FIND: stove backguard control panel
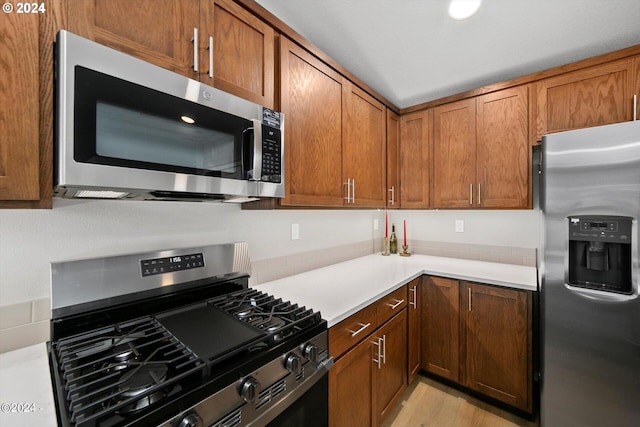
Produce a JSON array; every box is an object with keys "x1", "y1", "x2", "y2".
[{"x1": 140, "y1": 252, "x2": 205, "y2": 277}]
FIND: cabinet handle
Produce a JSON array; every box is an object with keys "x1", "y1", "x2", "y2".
[
  {"x1": 344, "y1": 179, "x2": 351, "y2": 203},
  {"x1": 372, "y1": 337, "x2": 383, "y2": 369},
  {"x1": 469, "y1": 183, "x2": 473, "y2": 205},
  {"x1": 208, "y1": 36, "x2": 214, "y2": 79},
  {"x1": 409, "y1": 286, "x2": 417, "y2": 308},
  {"x1": 386, "y1": 298, "x2": 405, "y2": 310},
  {"x1": 352, "y1": 179, "x2": 356, "y2": 203},
  {"x1": 478, "y1": 183, "x2": 481, "y2": 205},
  {"x1": 382, "y1": 334, "x2": 387, "y2": 365},
  {"x1": 468, "y1": 287, "x2": 472, "y2": 312},
  {"x1": 388, "y1": 186, "x2": 395, "y2": 205},
  {"x1": 192, "y1": 28, "x2": 199, "y2": 72},
  {"x1": 634, "y1": 94, "x2": 637, "y2": 121},
  {"x1": 348, "y1": 322, "x2": 371, "y2": 337}
]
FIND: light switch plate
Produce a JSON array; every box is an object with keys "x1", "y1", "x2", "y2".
[
  {"x1": 291, "y1": 223, "x2": 300, "y2": 240},
  {"x1": 455, "y1": 220, "x2": 464, "y2": 233},
  {"x1": 373, "y1": 219, "x2": 379, "y2": 230}
]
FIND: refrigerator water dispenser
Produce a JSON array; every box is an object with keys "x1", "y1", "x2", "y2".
[{"x1": 567, "y1": 215, "x2": 632, "y2": 294}]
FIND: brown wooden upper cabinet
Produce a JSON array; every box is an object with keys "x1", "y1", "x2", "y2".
[
  {"x1": 279, "y1": 36, "x2": 345, "y2": 207},
  {"x1": 535, "y1": 59, "x2": 637, "y2": 141},
  {"x1": 67, "y1": 0, "x2": 275, "y2": 107},
  {"x1": 432, "y1": 86, "x2": 531, "y2": 209},
  {"x1": 280, "y1": 36, "x2": 386, "y2": 208},
  {"x1": 399, "y1": 110, "x2": 432, "y2": 208},
  {"x1": 343, "y1": 82, "x2": 387, "y2": 207},
  {"x1": 386, "y1": 110, "x2": 400, "y2": 209},
  {"x1": 0, "y1": 11, "x2": 41, "y2": 204}
]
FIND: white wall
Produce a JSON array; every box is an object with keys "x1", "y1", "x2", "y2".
[{"x1": 0, "y1": 198, "x2": 540, "y2": 307}]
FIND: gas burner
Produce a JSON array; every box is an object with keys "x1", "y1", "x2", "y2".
[
  {"x1": 110, "y1": 364, "x2": 169, "y2": 414},
  {"x1": 263, "y1": 317, "x2": 286, "y2": 332},
  {"x1": 234, "y1": 303, "x2": 257, "y2": 319}
]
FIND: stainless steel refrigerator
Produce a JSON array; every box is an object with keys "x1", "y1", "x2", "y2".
[{"x1": 541, "y1": 120, "x2": 640, "y2": 427}]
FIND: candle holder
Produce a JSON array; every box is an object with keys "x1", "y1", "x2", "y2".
[
  {"x1": 399, "y1": 244, "x2": 412, "y2": 257},
  {"x1": 382, "y1": 237, "x2": 390, "y2": 256}
]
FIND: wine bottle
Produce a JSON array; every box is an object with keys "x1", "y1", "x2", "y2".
[{"x1": 390, "y1": 223, "x2": 398, "y2": 254}]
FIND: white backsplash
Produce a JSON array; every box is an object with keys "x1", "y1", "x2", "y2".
[{"x1": 0, "y1": 198, "x2": 540, "y2": 352}]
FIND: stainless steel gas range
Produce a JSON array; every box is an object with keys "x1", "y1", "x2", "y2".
[{"x1": 47, "y1": 243, "x2": 332, "y2": 427}]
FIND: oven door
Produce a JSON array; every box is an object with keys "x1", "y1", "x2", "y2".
[{"x1": 266, "y1": 373, "x2": 328, "y2": 427}]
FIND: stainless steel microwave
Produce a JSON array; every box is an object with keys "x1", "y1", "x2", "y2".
[{"x1": 54, "y1": 30, "x2": 284, "y2": 202}]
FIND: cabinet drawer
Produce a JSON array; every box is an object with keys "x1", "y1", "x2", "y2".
[
  {"x1": 376, "y1": 286, "x2": 407, "y2": 325},
  {"x1": 329, "y1": 302, "x2": 378, "y2": 359}
]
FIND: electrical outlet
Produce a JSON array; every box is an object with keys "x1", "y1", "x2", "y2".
[
  {"x1": 373, "y1": 219, "x2": 379, "y2": 230},
  {"x1": 291, "y1": 223, "x2": 300, "y2": 240},
  {"x1": 455, "y1": 220, "x2": 464, "y2": 233}
]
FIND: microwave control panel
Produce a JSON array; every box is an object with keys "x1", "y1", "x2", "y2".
[{"x1": 261, "y1": 125, "x2": 282, "y2": 183}]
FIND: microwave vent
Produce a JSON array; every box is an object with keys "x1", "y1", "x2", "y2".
[{"x1": 73, "y1": 190, "x2": 130, "y2": 199}]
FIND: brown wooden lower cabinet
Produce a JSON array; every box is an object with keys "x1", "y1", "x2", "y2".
[
  {"x1": 461, "y1": 281, "x2": 533, "y2": 413},
  {"x1": 421, "y1": 276, "x2": 460, "y2": 382},
  {"x1": 420, "y1": 276, "x2": 533, "y2": 413},
  {"x1": 329, "y1": 310, "x2": 407, "y2": 427},
  {"x1": 407, "y1": 278, "x2": 421, "y2": 383}
]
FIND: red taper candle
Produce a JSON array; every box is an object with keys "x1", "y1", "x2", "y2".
[{"x1": 403, "y1": 219, "x2": 407, "y2": 246}]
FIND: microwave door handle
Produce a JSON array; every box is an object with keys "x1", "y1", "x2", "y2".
[{"x1": 251, "y1": 119, "x2": 262, "y2": 181}]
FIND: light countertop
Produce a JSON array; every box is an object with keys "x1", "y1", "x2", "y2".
[
  {"x1": 256, "y1": 254, "x2": 538, "y2": 327},
  {"x1": 0, "y1": 253, "x2": 536, "y2": 425}
]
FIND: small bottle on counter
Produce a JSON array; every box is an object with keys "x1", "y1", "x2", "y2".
[{"x1": 389, "y1": 223, "x2": 398, "y2": 254}]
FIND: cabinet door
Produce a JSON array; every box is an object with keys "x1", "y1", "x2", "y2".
[
  {"x1": 399, "y1": 110, "x2": 431, "y2": 208},
  {"x1": 374, "y1": 311, "x2": 407, "y2": 427},
  {"x1": 536, "y1": 59, "x2": 633, "y2": 141},
  {"x1": 329, "y1": 337, "x2": 373, "y2": 427},
  {"x1": 421, "y1": 277, "x2": 460, "y2": 382},
  {"x1": 461, "y1": 282, "x2": 532, "y2": 412},
  {"x1": 386, "y1": 110, "x2": 400, "y2": 209},
  {"x1": 343, "y1": 82, "x2": 386, "y2": 207},
  {"x1": 432, "y1": 99, "x2": 476, "y2": 208},
  {"x1": 67, "y1": 0, "x2": 199, "y2": 76},
  {"x1": 0, "y1": 10, "x2": 40, "y2": 201},
  {"x1": 201, "y1": 0, "x2": 274, "y2": 107},
  {"x1": 407, "y1": 278, "x2": 421, "y2": 383},
  {"x1": 476, "y1": 86, "x2": 531, "y2": 208},
  {"x1": 280, "y1": 37, "x2": 345, "y2": 207}
]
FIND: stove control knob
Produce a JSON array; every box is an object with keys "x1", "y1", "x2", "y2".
[
  {"x1": 240, "y1": 377, "x2": 260, "y2": 403},
  {"x1": 285, "y1": 353, "x2": 302, "y2": 375},
  {"x1": 303, "y1": 343, "x2": 319, "y2": 363},
  {"x1": 177, "y1": 413, "x2": 202, "y2": 427}
]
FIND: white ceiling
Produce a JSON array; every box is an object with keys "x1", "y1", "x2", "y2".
[{"x1": 255, "y1": 0, "x2": 640, "y2": 109}]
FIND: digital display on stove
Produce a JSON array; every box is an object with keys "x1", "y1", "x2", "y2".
[{"x1": 140, "y1": 252, "x2": 204, "y2": 277}]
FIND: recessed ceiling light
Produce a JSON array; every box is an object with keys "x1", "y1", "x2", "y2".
[
  {"x1": 448, "y1": 0, "x2": 482, "y2": 20},
  {"x1": 181, "y1": 115, "x2": 195, "y2": 124}
]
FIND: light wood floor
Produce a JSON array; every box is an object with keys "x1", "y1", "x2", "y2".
[{"x1": 381, "y1": 376, "x2": 539, "y2": 427}]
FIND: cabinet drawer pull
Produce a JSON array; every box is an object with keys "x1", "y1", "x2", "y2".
[
  {"x1": 634, "y1": 94, "x2": 637, "y2": 121},
  {"x1": 348, "y1": 322, "x2": 371, "y2": 337},
  {"x1": 409, "y1": 286, "x2": 417, "y2": 308},
  {"x1": 468, "y1": 287, "x2": 472, "y2": 312},
  {"x1": 388, "y1": 186, "x2": 395, "y2": 205},
  {"x1": 192, "y1": 28, "x2": 199, "y2": 72},
  {"x1": 478, "y1": 183, "x2": 481, "y2": 205},
  {"x1": 386, "y1": 299, "x2": 405, "y2": 310},
  {"x1": 469, "y1": 183, "x2": 473, "y2": 205}
]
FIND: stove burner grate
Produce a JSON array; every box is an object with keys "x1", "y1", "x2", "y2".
[
  {"x1": 52, "y1": 316, "x2": 205, "y2": 426},
  {"x1": 209, "y1": 288, "x2": 322, "y2": 342}
]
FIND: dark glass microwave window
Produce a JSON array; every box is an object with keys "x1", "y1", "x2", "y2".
[{"x1": 73, "y1": 66, "x2": 254, "y2": 179}]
